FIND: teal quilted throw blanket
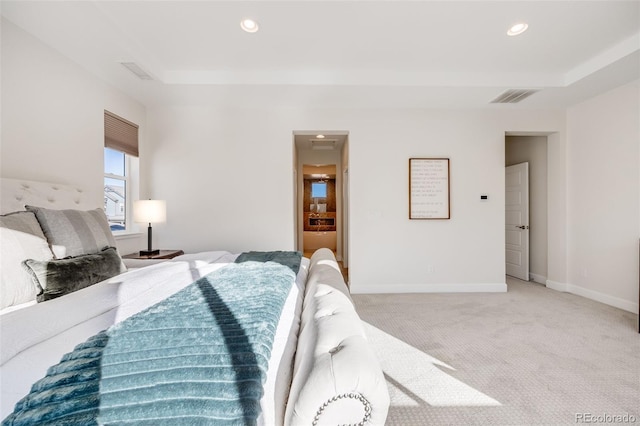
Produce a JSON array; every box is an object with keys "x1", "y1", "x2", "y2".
[{"x1": 3, "y1": 251, "x2": 301, "y2": 426}]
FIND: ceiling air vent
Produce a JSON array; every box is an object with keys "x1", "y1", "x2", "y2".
[
  {"x1": 490, "y1": 89, "x2": 539, "y2": 104},
  {"x1": 119, "y1": 62, "x2": 154, "y2": 80},
  {"x1": 311, "y1": 139, "x2": 336, "y2": 150}
]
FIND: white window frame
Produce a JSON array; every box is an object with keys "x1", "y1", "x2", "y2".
[{"x1": 104, "y1": 148, "x2": 139, "y2": 236}]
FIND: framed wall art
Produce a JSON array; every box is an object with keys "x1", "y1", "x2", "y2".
[{"x1": 409, "y1": 158, "x2": 450, "y2": 219}]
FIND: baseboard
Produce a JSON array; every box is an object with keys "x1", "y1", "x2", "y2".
[
  {"x1": 545, "y1": 279, "x2": 568, "y2": 292},
  {"x1": 529, "y1": 273, "x2": 547, "y2": 285},
  {"x1": 546, "y1": 280, "x2": 639, "y2": 314},
  {"x1": 350, "y1": 282, "x2": 507, "y2": 294}
]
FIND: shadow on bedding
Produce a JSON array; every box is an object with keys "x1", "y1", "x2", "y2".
[
  {"x1": 196, "y1": 278, "x2": 263, "y2": 424},
  {"x1": 2, "y1": 332, "x2": 110, "y2": 425},
  {"x1": 4, "y1": 263, "x2": 274, "y2": 425}
]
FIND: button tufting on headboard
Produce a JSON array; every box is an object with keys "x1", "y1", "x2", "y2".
[{"x1": 1, "y1": 178, "x2": 97, "y2": 214}]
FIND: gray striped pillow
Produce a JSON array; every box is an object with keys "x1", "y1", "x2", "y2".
[{"x1": 26, "y1": 206, "x2": 118, "y2": 259}]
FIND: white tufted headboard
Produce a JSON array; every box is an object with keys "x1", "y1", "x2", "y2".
[{"x1": 0, "y1": 178, "x2": 97, "y2": 215}]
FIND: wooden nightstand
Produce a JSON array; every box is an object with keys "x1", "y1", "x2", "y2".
[{"x1": 122, "y1": 249, "x2": 184, "y2": 260}]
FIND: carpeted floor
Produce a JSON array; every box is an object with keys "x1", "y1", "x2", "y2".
[{"x1": 352, "y1": 277, "x2": 640, "y2": 426}]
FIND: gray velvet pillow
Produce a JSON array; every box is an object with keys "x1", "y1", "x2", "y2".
[{"x1": 22, "y1": 247, "x2": 126, "y2": 302}]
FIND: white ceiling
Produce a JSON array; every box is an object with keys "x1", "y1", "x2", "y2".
[
  {"x1": 294, "y1": 132, "x2": 347, "y2": 152},
  {"x1": 2, "y1": 1, "x2": 638, "y2": 109}
]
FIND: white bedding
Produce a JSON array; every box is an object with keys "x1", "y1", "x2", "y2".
[{"x1": 0, "y1": 251, "x2": 309, "y2": 425}]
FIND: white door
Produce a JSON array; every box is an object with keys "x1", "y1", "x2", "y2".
[{"x1": 505, "y1": 162, "x2": 529, "y2": 281}]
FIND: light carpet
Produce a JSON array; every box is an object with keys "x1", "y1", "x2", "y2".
[{"x1": 352, "y1": 277, "x2": 640, "y2": 425}]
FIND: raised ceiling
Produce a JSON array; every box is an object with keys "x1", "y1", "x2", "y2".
[{"x1": 2, "y1": 1, "x2": 638, "y2": 109}]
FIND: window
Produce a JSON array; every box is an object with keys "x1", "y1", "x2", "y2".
[
  {"x1": 104, "y1": 148, "x2": 128, "y2": 231},
  {"x1": 104, "y1": 111, "x2": 139, "y2": 233},
  {"x1": 311, "y1": 181, "x2": 327, "y2": 198}
]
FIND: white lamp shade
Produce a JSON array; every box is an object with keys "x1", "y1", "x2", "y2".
[{"x1": 134, "y1": 200, "x2": 166, "y2": 223}]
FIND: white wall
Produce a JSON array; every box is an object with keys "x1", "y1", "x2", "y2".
[
  {"x1": 0, "y1": 20, "x2": 146, "y2": 255},
  {"x1": 147, "y1": 106, "x2": 566, "y2": 293},
  {"x1": 563, "y1": 81, "x2": 640, "y2": 313},
  {"x1": 12, "y1": 16, "x2": 637, "y2": 309},
  {"x1": 506, "y1": 136, "x2": 548, "y2": 283}
]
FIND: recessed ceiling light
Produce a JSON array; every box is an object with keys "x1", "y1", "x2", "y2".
[
  {"x1": 241, "y1": 18, "x2": 259, "y2": 33},
  {"x1": 316, "y1": 134, "x2": 325, "y2": 139},
  {"x1": 507, "y1": 22, "x2": 528, "y2": 36}
]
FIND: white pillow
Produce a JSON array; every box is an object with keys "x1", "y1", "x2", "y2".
[{"x1": 0, "y1": 211, "x2": 54, "y2": 309}]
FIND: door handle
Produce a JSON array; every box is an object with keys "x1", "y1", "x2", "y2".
[{"x1": 516, "y1": 225, "x2": 529, "y2": 230}]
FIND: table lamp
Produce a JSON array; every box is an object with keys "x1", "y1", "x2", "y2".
[{"x1": 133, "y1": 199, "x2": 166, "y2": 256}]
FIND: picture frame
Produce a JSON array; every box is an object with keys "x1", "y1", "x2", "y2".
[{"x1": 409, "y1": 158, "x2": 450, "y2": 219}]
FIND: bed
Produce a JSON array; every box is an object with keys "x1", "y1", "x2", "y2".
[{"x1": 0, "y1": 178, "x2": 389, "y2": 425}]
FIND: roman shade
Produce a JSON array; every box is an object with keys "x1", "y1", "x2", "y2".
[{"x1": 104, "y1": 110, "x2": 139, "y2": 157}]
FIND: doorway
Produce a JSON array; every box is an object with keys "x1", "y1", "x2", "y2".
[
  {"x1": 302, "y1": 164, "x2": 337, "y2": 254},
  {"x1": 505, "y1": 134, "x2": 549, "y2": 284},
  {"x1": 293, "y1": 131, "x2": 349, "y2": 279}
]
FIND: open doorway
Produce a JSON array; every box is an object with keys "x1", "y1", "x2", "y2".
[
  {"x1": 505, "y1": 134, "x2": 548, "y2": 284},
  {"x1": 302, "y1": 164, "x2": 337, "y2": 253},
  {"x1": 293, "y1": 131, "x2": 349, "y2": 282}
]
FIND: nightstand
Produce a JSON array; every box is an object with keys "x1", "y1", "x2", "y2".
[{"x1": 122, "y1": 249, "x2": 185, "y2": 260}]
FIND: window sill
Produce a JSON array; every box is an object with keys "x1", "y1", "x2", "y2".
[{"x1": 113, "y1": 232, "x2": 144, "y2": 241}]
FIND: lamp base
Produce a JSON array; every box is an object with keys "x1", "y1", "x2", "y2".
[{"x1": 139, "y1": 249, "x2": 160, "y2": 256}]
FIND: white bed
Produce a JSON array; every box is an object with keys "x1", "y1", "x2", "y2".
[
  {"x1": 0, "y1": 178, "x2": 389, "y2": 425},
  {"x1": 1, "y1": 251, "x2": 308, "y2": 425}
]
